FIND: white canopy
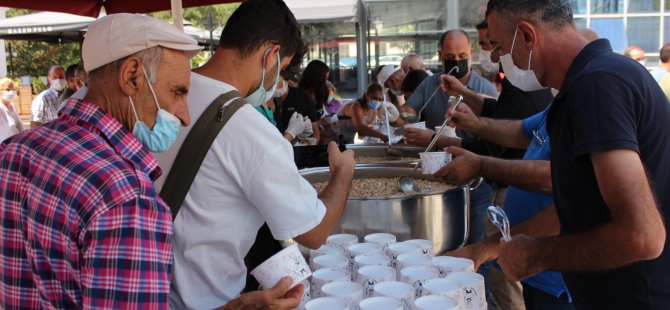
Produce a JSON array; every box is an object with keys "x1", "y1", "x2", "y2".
[
  {"x1": 0, "y1": 11, "x2": 94, "y2": 42},
  {"x1": 285, "y1": 0, "x2": 359, "y2": 24}
]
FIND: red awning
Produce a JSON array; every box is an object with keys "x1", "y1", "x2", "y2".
[{"x1": 0, "y1": 1, "x2": 237, "y2": 18}]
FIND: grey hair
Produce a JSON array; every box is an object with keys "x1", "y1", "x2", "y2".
[
  {"x1": 87, "y1": 46, "x2": 163, "y2": 84},
  {"x1": 486, "y1": 0, "x2": 574, "y2": 33}
]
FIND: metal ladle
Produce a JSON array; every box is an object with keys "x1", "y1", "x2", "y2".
[
  {"x1": 381, "y1": 93, "x2": 404, "y2": 157},
  {"x1": 398, "y1": 95, "x2": 464, "y2": 193},
  {"x1": 487, "y1": 205, "x2": 512, "y2": 242}
]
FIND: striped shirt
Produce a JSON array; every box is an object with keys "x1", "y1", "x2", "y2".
[
  {"x1": 30, "y1": 87, "x2": 60, "y2": 123},
  {"x1": 0, "y1": 98, "x2": 173, "y2": 309}
]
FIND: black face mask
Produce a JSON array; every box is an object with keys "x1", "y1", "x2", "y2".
[{"x1": 443, "y1": 59, "x2": 469, "y2": 79}]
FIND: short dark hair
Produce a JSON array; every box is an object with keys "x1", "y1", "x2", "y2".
[
  {"x1": 660, "y1": 44, "x2": 670, "y2": 63},
  {"x1": 401, "y1": 69, "x2": 429, "y2": 93},
  {"x1": 438, "y1": 29, "x2": 470, "y2": 49},
  {"x1": 299, "y1": 60, "x2": 330, "y2": 105},
  {"x1": 219, "y1": 0, "x2": 304, "y2": 61},
  {"x1": 486, "y1": 0, "x2": 574, "y2": 31},
  {"x1": 65, "y1": 64, "x2": 77, "y2": 79},
  {"x1": 476, "y1": 19, "x2": 488, "y2": 30}
]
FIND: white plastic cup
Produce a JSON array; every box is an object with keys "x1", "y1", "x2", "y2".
[
  {"x1": 295, "y1": 280, "x2": 312, "y2": 310},
  {"x1": 420, "y1": 278, "x2": 462, "y2": 302},
  {"x1": 312, "y1": 254, "x2": 350, "y2": 275},
  {"x1": 431, "y1": 256, "x2": 451, "y2": 277},
  {"x1": 311, "y1": 269, "x2": 351, "y2": 298},
  {"x1": 353, "y1": 253, "x2": 391, "y2": 275},
  {"x1": 406, "y1": 239, "x2": 435, "y2": 257},
  {"x1": 399, "y1": 266, "x2": 440, "y2": 297},
  {"x1": 386, "y1": 242, "x2": 422, "y2": 271},
  {"x1": 304, "y1": 297, "x2": 349, "y2": 310},
  {"x1": 311, "y1": 244, "x2": 344, "y2": 266},
  {"x1": 396, "y1": 252, "x2": 433, "y2": 275},
  {"x1": 327, "y1": 234, "x2": 359, "y2": 253},
  {"x1": 250, "y1": 244, "x2": 312, "y2": 290},
  {"x1": 373, "y1": 281, "x2": 416, "y2": 310},
  {"x1": 404, "y1": 121, "x2": 426, "y2": 130},
  {"x1": 356, "y1": 265, "x2": 397, "y2": 298},
  {"x1": 359, "y1": 297, "x2": 403, "y2": 310},
  {"x1": 322, "y1": 281, "x2": 363, "y2": 310},
  {"x1": 347, "y1": 243, "x2": 383, "y2": 270},
  {"x1": 435, "y1": 257, "x2": 475, "y2": 278},
  {"x1": 364, "y1": 233, "x2": 397, "y2": 250},
  {"x1": 414, "y1": 295, "x2": 459, "y2": 310},
  {"x1": 445, "y1": 271, "x2": 486, "y2": 310},
  {"x1": 419, "y1": 152, "x2": 451, "y2": 175},
  {"x1": 434, "y1": 125, "x2": 458, "y2": 138}
]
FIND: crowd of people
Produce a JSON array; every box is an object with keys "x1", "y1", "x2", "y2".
[{"x1": 1, "y1": 0, "x2": 670, "y2": 309}]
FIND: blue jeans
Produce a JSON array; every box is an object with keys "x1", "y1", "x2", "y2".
[
  {"x1": 522, "y1": 283, "x2": 575, "y2": 310},
  {"x1": 468, "y1": 181, "x2": 493, "y2": 296}
]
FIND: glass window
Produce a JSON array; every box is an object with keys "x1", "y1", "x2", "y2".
[
  {"x1": 574, "y1": 18, "x2": 587, "y2": 29},
  {"x1": 667, "y1": 0, "x2": 670, "y2": 12},
  {"x1": 628, "y1": 0, "x2": 660, "y2": 13},
  {"x1": 458, "y1": 0, "x2": 488, "y2": 28},
  {"x1": 664, "y1": 17, "x2": 670, "y2": 44},
  {"x1": 590, "y1": 0, "x2": 624, "y2": 14},
  {"x1": 591, "y1": 18, "x2": 628, "y2": 51},
  {"x1": 570, "y1": 0, "x2": 588, "y2": 14},
  {"x1": 628, "y1": 17, "x2": 660, "y2": 53}
]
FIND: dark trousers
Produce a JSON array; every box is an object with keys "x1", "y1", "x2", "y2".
[{"x1": 522, "y1": 283, "x2": 575, "y2": 310}]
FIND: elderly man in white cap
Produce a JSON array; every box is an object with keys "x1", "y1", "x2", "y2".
[
  {"x1": 377, "y1": 64, "x2": 407, "y2": 106},
  {"x1": 0, "y1": 13, "x2": 302, "y2": 310}
]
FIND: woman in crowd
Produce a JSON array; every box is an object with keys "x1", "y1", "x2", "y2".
[
  {"x1": 333, "y1": 82, "x2": 399, "y2": 144},
  {"x1": 299, "y1": 60, "x2": 330, "y2": 117},
  {"x1": 318, "y1": 81, "x2": 345, "y2": 144},
  {"x1": 0, "y1": 78, "x2": 24, "y2": 141}
]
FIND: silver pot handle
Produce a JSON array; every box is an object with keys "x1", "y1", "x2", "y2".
[{"x1": 468, "y1": 177, "x2": 484, "y2": 191}]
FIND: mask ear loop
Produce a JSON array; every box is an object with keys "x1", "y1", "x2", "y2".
[
  {"x1": 510, "y1": 28, "x2": 519, "y2": 56},
  {"x1": 141, "y1": 65, "x2": 162, "y2": 111},
  {"x1": 128, "y1": 96, "x2": 141, "y2": 125},
  {"x1": 258, "y1": 48, "x2": 271, "y2": 93}
]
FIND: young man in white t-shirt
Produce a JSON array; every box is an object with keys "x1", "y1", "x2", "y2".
[{"x1": 152, "y1": 1, "x2": 355, "y2": 309}]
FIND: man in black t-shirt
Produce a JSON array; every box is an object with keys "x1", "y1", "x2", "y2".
[{"x1": 487, "y1": 1, "x2": 670, "y2": 308}]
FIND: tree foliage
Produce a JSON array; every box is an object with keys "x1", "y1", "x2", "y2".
[{"x1": 151, "y1": 3, "x2": 240, "y2": 30}]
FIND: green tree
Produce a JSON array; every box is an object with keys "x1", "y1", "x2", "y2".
[{"x1": 151, "y1": 3, "x2": 240, "y2": 30}]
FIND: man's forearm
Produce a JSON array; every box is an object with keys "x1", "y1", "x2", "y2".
[
  {"x1": 461, "y1": 89, "x2": 485, "y2": 116},
  {"x1": 471, "y1": 118, "x2": 529, "y2": 149},
  {"x1": 299, "y1": 167, "x2": 354, "y2": 248},
  {"x1": 475, "y1": 204, "x2": 560, "y2": 263},
  {"x1": 480, "y1": 157, "x2": 552, "y2": 193}
]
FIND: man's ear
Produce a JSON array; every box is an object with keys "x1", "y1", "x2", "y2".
[
  {"x1": 517, "y1": 21, "x2": 538, "y2": 51},
  {"x1": 118, "y1": 57, "x2": 144, "y2": 97}
]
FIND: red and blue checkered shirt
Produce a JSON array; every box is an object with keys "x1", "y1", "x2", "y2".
[{"x1": 0, "y1": 98, "x2": 173, "y2": 309}]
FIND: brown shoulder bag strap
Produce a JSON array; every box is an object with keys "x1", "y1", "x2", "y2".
[{"x1": 160, "y1": 90, "x2": 246, "y2": 219}]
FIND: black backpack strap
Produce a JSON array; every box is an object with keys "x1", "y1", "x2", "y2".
[{"x1": 160, "y1": 90, "x2": 246, "y2": 219}]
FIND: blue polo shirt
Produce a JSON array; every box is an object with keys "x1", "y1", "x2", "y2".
[
  {"x1": 547, "y1": 39, "x2": 670, "y2": 308},
  {"x1": 494, "y1": 107, "x2": 571, "y2": 302}
]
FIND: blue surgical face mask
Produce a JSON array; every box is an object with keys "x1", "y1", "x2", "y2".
[
  {"x1": 128, "y1": 66, "x2": 181, "y2": 153},
  {"x1": 246, "y1": 48, "x2": 281, "y2": 107},
  {"x1": 368, "y1": 100, "x2": 381, "y2": 110},
  {"x1": 327, "y1": 95, "x2": 335, "y2": 105}
]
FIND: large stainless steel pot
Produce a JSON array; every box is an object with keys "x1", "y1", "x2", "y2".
[
  {"x1": 293, "y1": 164, "x2": 481, "y2": 255},
  {"x1": 346, "y1": 144, "x2": 422, "y2": 164}
]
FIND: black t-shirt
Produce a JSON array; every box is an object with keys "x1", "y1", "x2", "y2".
[
  {"x1": 547, "y1": 39, "x2": 670, "y2": 308},
  {"x1": 274, "y1": 87, "x2": 319, "y2": 133},
  {"x1": 461, "y1": 77, "x2": 553, "y2": 161}
]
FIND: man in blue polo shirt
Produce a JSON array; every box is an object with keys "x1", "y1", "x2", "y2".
[
  {"x1": 486, "y1": 0, "x2": 670, "y2": 308},
  {"x1": 435, "y1": 104, "x2": 573, "y2": 309}
]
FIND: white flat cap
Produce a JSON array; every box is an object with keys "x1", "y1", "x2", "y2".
[
  {"x1": 377, "y1": 65, "x2": 402, "y2": 86},
  {"x1": 82, "y1": 13, "x2": 201, "y2": 72}
]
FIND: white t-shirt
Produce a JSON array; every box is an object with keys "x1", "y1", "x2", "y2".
[
  {"x1": 153, "y1": 73, "x2": 326, "y2": 309},
  {"x1": 0, "y1": 102, "x2": 23, "y2": 141}
]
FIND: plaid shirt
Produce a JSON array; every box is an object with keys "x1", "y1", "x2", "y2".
[
  {"x1": 30, "y1": 87, "x2": 60, "y2": 123},
  {"x1": 0, "y1": 98, "x2": 173, "y2": 309}
]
